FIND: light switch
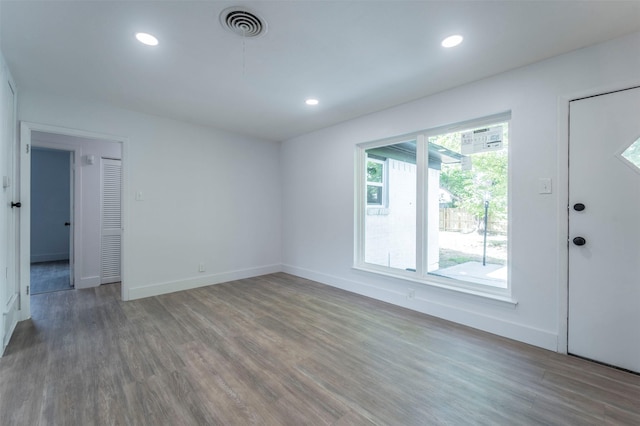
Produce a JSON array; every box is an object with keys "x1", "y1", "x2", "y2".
[
  {"x1": 538, "y1": 178, "x2": 552, "y2": 194},
  {"x1": 135, "y1": 191, "x2": 144, "y2": 201}
]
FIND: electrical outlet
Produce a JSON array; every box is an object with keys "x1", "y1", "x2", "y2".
[
  {"x1": 198, "y1": 263, "x2": 205, "y2": 272},
  {"x1": 408, "y1": 288, "x2": 415, "y2": 299}
]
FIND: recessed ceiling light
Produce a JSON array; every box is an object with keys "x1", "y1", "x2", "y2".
[
  {"x1": 305, "y1": 98, "x2": 319, "y2": 106},
  {"x1": 441, "y1": 34, "x2": 463, "y2": 48},
  {"x1": 135, "y1": 32, "x2": 159, "y2": 46}
]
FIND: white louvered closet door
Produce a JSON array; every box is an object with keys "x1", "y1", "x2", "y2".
[{"x1": 101, "y1": 158, "x2": 122, "y2": 284}]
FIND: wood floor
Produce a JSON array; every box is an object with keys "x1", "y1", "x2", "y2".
[{"x1": 1, "y1": 273, "x2": 639, "y2": 425}]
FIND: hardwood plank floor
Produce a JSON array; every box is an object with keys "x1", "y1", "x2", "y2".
[{"x1": 1, "y1": 273, "x2": 639, "y2": 425}]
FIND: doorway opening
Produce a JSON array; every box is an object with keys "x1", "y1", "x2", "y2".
[
  {"x1": 19, "y1": 124, "x2": 125, "y2": 320},
  {"x1": 30, "y1": 147, "x2": 74, "y2": 294}
]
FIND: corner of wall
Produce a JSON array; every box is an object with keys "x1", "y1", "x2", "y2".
[{"x1": 128, "y1": 264, "x2": 283, "y2": 300}]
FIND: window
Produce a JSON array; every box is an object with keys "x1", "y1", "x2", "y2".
[
  {"x1": 364, "y1": 141, "x2": 416, "y2": 270},
  {"x1": 355, "y1": 114, "x2": 510, "y2": 296},
  {"x1": 366, "y1": 158, "x2": 386, "y2": 205}
]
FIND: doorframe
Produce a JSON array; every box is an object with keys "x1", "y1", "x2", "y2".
[
  {"x1": 557, "y1": 81, "x2": 640, "y2": 354},
  {"x1": 19, "y1": 122, "x2": 129, "y2": 320}
]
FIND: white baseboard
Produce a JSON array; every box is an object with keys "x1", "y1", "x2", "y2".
[
  {"x1": 76, "y1": 276, "x2": 101, "y2": 289},
  {"x1": 128, "y1": 264, "x2": 283, "y2": 300},
  {"x1": 2, "y1": 294, "x2": 19, "y2": 356},
  {"x1": 281, "y1": 264, "x2": 558, "y2": 352},
  {"x1": 31, "y1": 253, "x2": 69, "y2": 263}
]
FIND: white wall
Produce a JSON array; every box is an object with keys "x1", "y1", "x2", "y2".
[
  {"x1": 281, "y1": 32, "x2": 640, "y2": 351},
  {"x1": 19, "y1": 92, "x2": 282, "y2": 300},
  {"x1": 30, "y1": 148, "x2": 71, "y2": 263}
]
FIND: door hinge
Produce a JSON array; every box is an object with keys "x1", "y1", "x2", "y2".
[
  {"x1": 26, "y1": 285, "x2": 29, "y2": 295},
  {"x1": 26, "y1": 144, "x2": 30, "y2": 154}
]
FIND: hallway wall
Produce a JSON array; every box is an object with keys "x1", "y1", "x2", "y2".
[{"x1": 31, "y1": 148, "x2": 70, "y2": 263}]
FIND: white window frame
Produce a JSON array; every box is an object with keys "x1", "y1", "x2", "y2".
[
  {"x1": 354, "y1": 112, "x2": 514, "y2": 302},
  {"x1": 365, "y1": 157, "x2": 387, "y2": 207}
]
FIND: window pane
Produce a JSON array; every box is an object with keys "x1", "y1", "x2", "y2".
[
  {"x1": 364, "y1": 141, "x2": 416, "y2": 270},
  {"x1": 621, "y1": 137, "x2": 640, "y2": 171},
  {"x1": 428, "y1": 124, "x2": 508, "y2": 288},
  {"x1": 367, "y1": 185, "x2": 383, "y2": 205},
  {"x1": 367, "y1": 160, "x2": 383, "y2": 183}
]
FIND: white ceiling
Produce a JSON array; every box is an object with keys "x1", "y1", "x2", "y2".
[{"x1": 2, "y1": 1, "x2": 639, "y2": 142}]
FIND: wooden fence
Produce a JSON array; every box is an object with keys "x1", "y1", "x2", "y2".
[{"x1": 439, "y1": 208, "x2": 507, "y2": 235}]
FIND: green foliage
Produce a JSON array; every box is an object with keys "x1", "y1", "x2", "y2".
[
  {"x1": 367, "y1": 160, "x2": 383, "y2": 183},
  {"x1": 432, "y1": 124, "x2": 509, "y2": 222}
]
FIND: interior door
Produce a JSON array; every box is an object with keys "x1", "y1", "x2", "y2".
[
  {"x1": 568, "y1": 86, "x2": 640, "y2": 373},
  {"x1": 100, "y1": 158, "x2": 122, "y2": 284},
  {"x1": 2, "y1": 79, "x2": 18, "y2": 353}
]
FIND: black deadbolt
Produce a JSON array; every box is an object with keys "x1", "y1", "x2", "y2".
[
  {"x1": 573, "y1": 203, "x2": 585, "y2": 212},
  {"x1": 573, "y1": 236, "x2": 586, "y2": 246}
]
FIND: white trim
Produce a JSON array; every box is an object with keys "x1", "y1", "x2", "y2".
[
  {"x1": 25, "y1": 122, "x2": 125, "y2": 144},
  {"x1": 18, "y1": 123, "x2": 31, "y2": 321},
  {"x1": 352, "y1": 265, "x2": 517, "y2": 305},
  {"x1": 2, "y1": 294, "x2": 19, "y2": 354},
  {"x1": 128, "y1": 264, "x2": 282, "y2": 300},
  {"x1": 365, "y1": 157, "x2": 387, "y2": 207},
  {"x1": 416, "y1": 134, "x2": 427, "y2": 276},
  {"x1": 354, "y1": 113, "x2": 512, "y2": 298},
  {"x1": 282, "y1": 264, "x2": 556, "y2": 351},
  {"x1": 19, "y1": 122, "x2": 129, "y2": 319},
  {"x1": 557, "y1": 97, "x2": 570, "y2": 354},
  {"x1": 354, "y1": 145, "x2": 366, "y2": 266},
  {"x1": 76, "y1": 275, "x2": 101, "y2": 289}
]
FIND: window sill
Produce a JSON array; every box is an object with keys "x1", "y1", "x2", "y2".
[
  {"x1": 366, "y1": 207, "x2": 390, "y2": 215},
  {"x1": 352, "y1": 264, "x2": 518, "y2": 306}
]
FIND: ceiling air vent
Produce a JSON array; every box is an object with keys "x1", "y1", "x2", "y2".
[{"x1": 220, "y1": 7, "x2": 267, "y2": 38}]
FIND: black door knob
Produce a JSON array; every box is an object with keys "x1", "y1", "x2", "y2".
[
  {"x1": 573, "y1": 203, "x2": 585, "y2": 211},
  {"x1": 11, "y1": 202, "x2": 21, "y2": 208},
  {"x1": 64, "y1": 222, "x2": 71, "y2": 227},
  {"x1": 573, "y1": 236, "x2": 586, "y2": 246}
]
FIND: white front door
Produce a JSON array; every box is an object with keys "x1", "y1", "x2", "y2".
[{"x1": 568, "y1": 86, "x2": 640, "y2": 373}]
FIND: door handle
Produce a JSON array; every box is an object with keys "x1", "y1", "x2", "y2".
[
  {"x1": 11, "y1": 202, "x2": 21, "y2": 208},
  {"x1": 573, "y1": 236, "x2": 586, "y2": 246},
  {"x1": 573, "y1": 203, "x2": 585, "y2": 211},
  {"x1": 64, "y1": 222, "x2": 71, "y2": 227}
]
